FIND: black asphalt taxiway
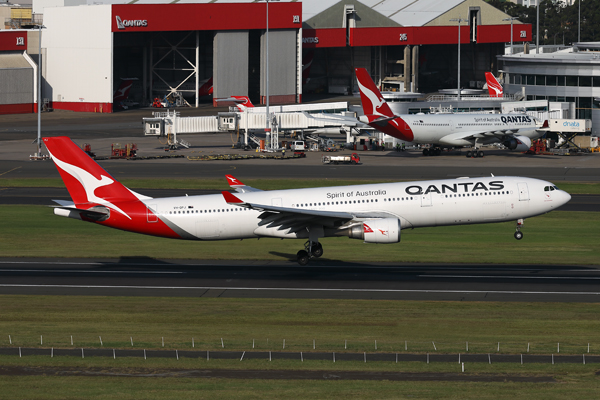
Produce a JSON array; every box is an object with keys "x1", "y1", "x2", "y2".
[{"x1": 1, "y1": 258, "x2": 599, "y2": 302}]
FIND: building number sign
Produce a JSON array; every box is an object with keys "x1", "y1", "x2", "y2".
[
  {"x1": 293, "y1": 15, "x2": 300, "y2": 23},
  {"x1": 16, "y1": 37, "x2": 24, "y2": 46},
  {"x1": 520, "y1": 31, "x2": 526, "y2": 38},
  {"x1": 399, "y1": 33, "x2": 408, "y2": 41}
]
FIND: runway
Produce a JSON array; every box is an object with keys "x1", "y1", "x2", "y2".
[{"x1": 1, "y1": 258, "x2": 599, "y2": 302}]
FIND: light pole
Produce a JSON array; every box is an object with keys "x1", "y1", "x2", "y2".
[
  {"x1": 578, "y1": 0, "x2": 581, "y2": 43},
  {"x1": 36, "y1": 24, "x2": 45, "y2": 159},
  {"x1": 259, "y1": 0, "x2": 279, "y2": 150},
  {"x1": 449, "y1": 17, "x2": 465, "y2": 101},
  {"x1": 503, "y1": 17, "x2": 518, "y2": 55},
  {"x1": 536, "y1": 2, "x2": 539, "y2": 53}
]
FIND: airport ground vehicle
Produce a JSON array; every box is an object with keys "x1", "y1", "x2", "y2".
[{"x1": 322, "y1": 153, "x2": 360, "y2": 164}]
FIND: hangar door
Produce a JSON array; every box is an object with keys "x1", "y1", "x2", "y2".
[
  {"x1": 261, "y1": 29, "x2": 298, "y2": 105},
  {"x1": 0, "y1": 52, "x2": 34, "y2": 114},
  {"x1": 213, "y1": 31, "x2": 249, "y2": 101}
]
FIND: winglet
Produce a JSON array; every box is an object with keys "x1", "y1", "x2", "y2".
[
  {"x1": 222, "y1": 190, "x2": 244, "y2": 204},
  {"x1": 541, "y1": 119, "x2": 549, "y2": 129},
  {"x1": 225, "y1": 174, "x2": 245, "y2": 188}
]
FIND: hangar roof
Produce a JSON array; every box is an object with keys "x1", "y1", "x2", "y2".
[{"x1": 43, "y1": 0, "x2": 520, "y2": 28}]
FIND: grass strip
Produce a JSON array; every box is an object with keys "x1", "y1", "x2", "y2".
[
  {"x1": 1, "y1": 178, "x2": 600, "y2": 193},
  {"x1": 0, "y1": 205, "x2": 597, "y2": 264},
  {"x1": 1, "y1": 296, "x2": 599, "y2": 355}
]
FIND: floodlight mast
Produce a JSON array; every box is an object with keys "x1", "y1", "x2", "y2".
[
  {"x1": 259, "y1": 0, "x2": 280, "y2": 151},
  {"x1": 449, "y1": 17, "x2": 465, "y2": 101},
  {"x1": 36, "y1": 24, "x2": 46, "y2": 159},
  {"x1": 503, "y1": 17, "x2": 518, "y2": 55}
]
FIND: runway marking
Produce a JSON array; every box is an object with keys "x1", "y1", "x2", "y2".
[
  {"x1": 0, "y1": 269, "x2": 183, "y2": 274},
  {"x1": 422, "y1": 275, "x2": 600, "y2": 280},
  {"x1": 0, "y1": 284, "x2": 599, "y2": 296},
  {"x1": 0, "y1": 261, "x2": 598, "y2": 272},
  {"x1": 0, "y1": 167, "x2": 21, "y2": 177}
]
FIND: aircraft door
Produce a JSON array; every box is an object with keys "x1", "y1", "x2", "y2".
[
  {"x1": 517, "y1": 182, "x2": 529, "y2": 201},
  {"x1": 147, "y1": 205, "x2": 158, "y2": 223},
  {"x1": 421, "y1": 192, "x2": 432, "y2": 207},
  {"x1": 449, "y1": 120, "x2": 455, "y2": 132}
]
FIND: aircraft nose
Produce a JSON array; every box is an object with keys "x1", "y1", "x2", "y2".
[{"x1": 560, "y1": 191, "x2": 572, "y2": 206}]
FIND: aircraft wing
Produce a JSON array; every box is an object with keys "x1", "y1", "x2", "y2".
[
  {"x1": 222, "y1": 191, "x2": 395, "y2": 233},
  {"x1": 225, "y1": 175, "x2": 263, "y2": 193},
  {"x1": 438, "y1": 128, "x2": 525, "y2": 146}
]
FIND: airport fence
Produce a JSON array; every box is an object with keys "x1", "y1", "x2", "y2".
[{"x1": 1, "y1": 334, "x2": 598, "y2": 357}]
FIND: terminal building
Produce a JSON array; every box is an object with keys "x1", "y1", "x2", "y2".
[
  {"x1": 498, "y1": 42, "x2": 600, "y2": 136},
  {"x1": 0, "y1": 0, "x2": 531, "y2": 114}
]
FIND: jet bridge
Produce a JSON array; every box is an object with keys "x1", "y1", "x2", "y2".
[{"x1": 143, "y1": 107, "x2": 363, "y2": 149}]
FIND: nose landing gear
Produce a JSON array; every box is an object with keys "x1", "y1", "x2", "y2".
[
  {"x1": 296, "y1": 241, "x2": 323, "y2": 265},
  {"x1": 514, "y1": 219, "x2": 524, "y2": 240}
]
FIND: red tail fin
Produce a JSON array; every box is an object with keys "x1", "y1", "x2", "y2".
[
  {"x1": 113, "y1": 78, "x2": 136, "y2": 102},
  {"x1": 355, "y1": 68, "x2": 394, "y2": 121},
  {"x1": 485, "y1": 72, "x2": 503, "y2": 97},
  {"x1": 231, "y1": 96, "x2": 254, "y2": 111},
  {"x1": 43, "y1": 137, "x2": 140, "y2": 214},
  {"x1": 199, "y1": 77, "x2": 213, "y2": 97}
]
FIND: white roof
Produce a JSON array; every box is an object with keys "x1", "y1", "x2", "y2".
[{"x1": 74, "y1": 0, "x2": 466, "y2": 27}]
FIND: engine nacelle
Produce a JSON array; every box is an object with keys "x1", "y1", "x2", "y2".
[
  {"x1": 503, "y1": 135, "x2": 532, "y2": 151},
  {"x1": 347, "y1": 218, "x2": 401, "y2": 244}
]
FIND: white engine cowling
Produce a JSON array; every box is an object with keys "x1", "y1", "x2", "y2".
[
  {"x1": 503, "y1": 135, "x2": 532, "y2": 151},
  {"x1": 348, "y1": 218, "x2": 401, "y2": 243}
]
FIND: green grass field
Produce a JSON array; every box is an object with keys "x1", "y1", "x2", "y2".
[
  {"x1": 1, "y1": 296, "x2": 600, "y2": 399},
  {"x1": 0, "y1": 205, "x2": 596, "y2": 264},
  {"x1": 1, "y1": 177, "x2": 600, "y2": 193}
]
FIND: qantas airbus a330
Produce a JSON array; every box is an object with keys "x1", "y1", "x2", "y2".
[
  {"x1": 44, "y1": 137, "x2": 570, "y2": 265},
  {"x1": 355, "y1": 68, "x2": 548, "y2": 158}
]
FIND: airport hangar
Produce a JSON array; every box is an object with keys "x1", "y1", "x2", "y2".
[{"x1": 0, "y1": 0, "x2": 530, "y2": 114}]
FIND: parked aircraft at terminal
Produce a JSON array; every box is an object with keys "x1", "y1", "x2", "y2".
[
  {"x1": 355, "y1": 68, "x2": 548, "y2": 157},
  {"x1": 44, "y1": 137, "x2": 570, "y2": 265}
]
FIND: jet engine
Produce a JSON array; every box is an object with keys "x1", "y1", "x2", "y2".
[
  {"x1": 346, "y1": 218, "x2": 401, "y2": 244},
  {"x1": 503, "y1": 135, "x2": 532, "y2": 151}
]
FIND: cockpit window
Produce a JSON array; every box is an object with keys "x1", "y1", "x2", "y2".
[
  {"x1": 544, "y1": 186, "x2": 550, "y2": 191},
  {"x1": 553, "y1": 186, "x2": 559, "y2": 190}
]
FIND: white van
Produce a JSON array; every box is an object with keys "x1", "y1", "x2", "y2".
[{"x1": 291, "y1": 141, "x2": 306, "y2": 151}]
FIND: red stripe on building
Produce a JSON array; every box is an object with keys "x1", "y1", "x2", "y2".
[
  {"x1": 0, "y1": 103, "x2": 34, "y2": 114},
  {"x1": 302, "y1": 29, "x2": 346, "y2": 48},
  {"x1": 52, "y1": 102, "x2": 113, "y2": 113},
  {"x1": 478, "y1": 24, "x2": 532, "y2": 43},
  {"x1": 111, "y1": 3, "x2": 302, "y2": 33},
  {"x1": 0, "y1": 31, "x2": 27, "y2": 51}
]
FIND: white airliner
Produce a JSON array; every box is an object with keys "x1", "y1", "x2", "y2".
[
  {"x1": 44, "y1": 137, "x2": 570, "y2": 265},
  {"x1": 355, "y1": 68, "x2": 548, "y2": 157}
]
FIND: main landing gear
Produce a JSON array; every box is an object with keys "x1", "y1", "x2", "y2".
[
  {"x1": 466, "y1": 150, "x2": 485, "y2": 158},
  {"x1": 422, "y1": 147, "x2": 442, "y2": 156},
  {"x1": 296, "y1": 241, "x2": 323, "y2": 265},
  {"x1": 514, "y1": 219, "x2": 524, "y2": 240}
]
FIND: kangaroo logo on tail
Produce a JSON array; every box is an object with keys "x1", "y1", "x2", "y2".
[{"x1": 485, "y1": 72, "x2": 503, "y2": 97}]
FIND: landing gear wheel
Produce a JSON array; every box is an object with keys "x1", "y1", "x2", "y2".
[
  {"x1": 466, "y1": 151, "x2": 472, "y2": 158},
  {"x1": 423, "y1": 149, "x2": 430, "y2": 156},
  {"x1": 514, "y1": 231, "x2": 524, "y2": 240},
  {"x1": 311, "y1": 243, "x2": 323, "y2": 258},
  {"x1": 297, "y1": 250, "x2": 310, "y2": 265},
  {"x1": 434, "y1": 148, "x2": 442, "y2": 156},
  {"x1": 477, "y1": 151, "x2": 484, "y2": 158}
]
